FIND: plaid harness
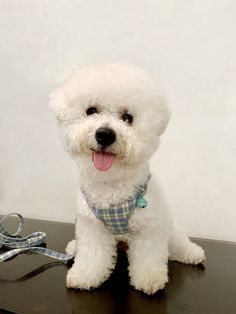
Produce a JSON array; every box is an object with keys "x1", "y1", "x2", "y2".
[
  {"x1": 83, "y1": 176, "x2": 150, "y2": 234},
  {"x1": 0, "y1": 213, "x2": 74, "y2": 262}
]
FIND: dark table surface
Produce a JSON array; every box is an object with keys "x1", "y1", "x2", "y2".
[{"x1": 0, "y1": 217, "x2": 235, "y2": 314}]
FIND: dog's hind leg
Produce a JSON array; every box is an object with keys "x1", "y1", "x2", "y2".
[
  {"x1": 168, "y1": 223, "x2": 206, "y2": 265},
  {"x1": 65, "y1": 239, "x2": 77, "y2": 256}
]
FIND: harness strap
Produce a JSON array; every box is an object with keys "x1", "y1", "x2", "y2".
[
  {"x1": 82, "y1": 174, "x2": 151, "y2": 234},
  {"x1": 0, "y1": 213, "x2": 74, "y2": 262}
]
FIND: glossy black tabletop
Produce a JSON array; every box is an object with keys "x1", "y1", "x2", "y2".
[{"x1": 0, "y1": 217, "x2": 235, "y2": 314}]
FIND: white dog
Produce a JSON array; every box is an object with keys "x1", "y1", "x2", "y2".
[{"x1": 49, "y1": 63, "x2": 205, "y2": 295}]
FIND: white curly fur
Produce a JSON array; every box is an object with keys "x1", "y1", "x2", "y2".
[{"x1": 50, "y1": 63, "x2": 205, "y2": 295}]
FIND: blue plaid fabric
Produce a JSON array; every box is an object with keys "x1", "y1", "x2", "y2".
[
  {"x1": 0, "y1": 213, "x2": 74, "y2": 262},
  {"x1": 83, "y1": 175, "x2": 150, "y2": 234}
]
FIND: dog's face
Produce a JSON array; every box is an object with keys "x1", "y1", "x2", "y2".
[{"x1": 50, "y1": 63, "x2": 171, "y2": 175}]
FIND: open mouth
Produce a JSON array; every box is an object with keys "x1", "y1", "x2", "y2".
[{"x1": 92, "y1": 150, "x2": 115, "y2": 171}]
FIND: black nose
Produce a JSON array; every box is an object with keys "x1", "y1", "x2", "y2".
[{"x1": 95, "y1": 127, "x2": 116, "y2": 147}]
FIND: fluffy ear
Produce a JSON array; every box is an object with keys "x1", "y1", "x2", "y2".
[
  {"x1": 49, "y1": 88, "x2": 69, "y2": 122},
  {"x1": 157, "y1": 104, "x2": 172, "y2": 136}
]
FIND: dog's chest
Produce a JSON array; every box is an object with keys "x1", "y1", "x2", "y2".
[{"x1": 81, "y1": 181, "x2": 137, "y2": 208}]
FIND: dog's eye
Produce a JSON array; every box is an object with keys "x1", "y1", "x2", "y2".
[
  {"x1": 86, "y1": 106, "x2": 98, "y2": 116},
  {"x1": 121, "y1": 113, "x2": 133, "y2": 125}
]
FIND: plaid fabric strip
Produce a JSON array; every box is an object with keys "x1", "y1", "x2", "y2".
[
  {"x1": 84, "y1": 176, "x2": 150, "y2": 234},
  {"x1": 93, "y1": 197, "x2": 136, "y2": 234},
  {"x1": 0, "y1": 213, "x2": 74, "y2": 262}
]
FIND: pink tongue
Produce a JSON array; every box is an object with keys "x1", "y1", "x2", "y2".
[{"x1": 92, "y1": 151, "x2": 115, "y2": 171}]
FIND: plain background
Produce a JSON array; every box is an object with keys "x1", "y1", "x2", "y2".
[{"x1": 0, "y1": 1, "x2": 235, "y2": 242}]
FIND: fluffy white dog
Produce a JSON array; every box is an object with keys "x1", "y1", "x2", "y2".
[{"x1": 49, "y1": 63, "x2": 205, "y2": 295}]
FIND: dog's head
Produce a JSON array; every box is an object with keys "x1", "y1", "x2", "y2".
[{"x1": 49, "y1": 63, "x2": 171, "y2": 175}]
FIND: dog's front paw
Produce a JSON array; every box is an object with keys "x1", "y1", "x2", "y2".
[
  {"x1": 66, "y1": 267, "x2": 100, "y2": 290},
  {"x1": 129, "y1": 265, "x2": 168, "y2": 295},
  {"x1": 66, "y1": 262, "x2": 113, "y2": 290}
]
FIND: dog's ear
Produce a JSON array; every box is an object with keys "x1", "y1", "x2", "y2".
[
  {"x1": 49, "y1": 88, "x2": 69, "y2": 122},
  {"x1": 156, "y1": 99, "x2": 172, "y2": 136}
]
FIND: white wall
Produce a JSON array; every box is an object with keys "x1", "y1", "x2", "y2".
[{"x1": 0, "y1": 0, "x2": 235, "y2": 241}]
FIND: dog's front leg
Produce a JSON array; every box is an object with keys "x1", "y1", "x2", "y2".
[
  {"x1": 128, "y1": 227, "x2": 169, "y2": 295},
  {"x1": 66, "y1": 215, "x2": 117, "y2": 290}
]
